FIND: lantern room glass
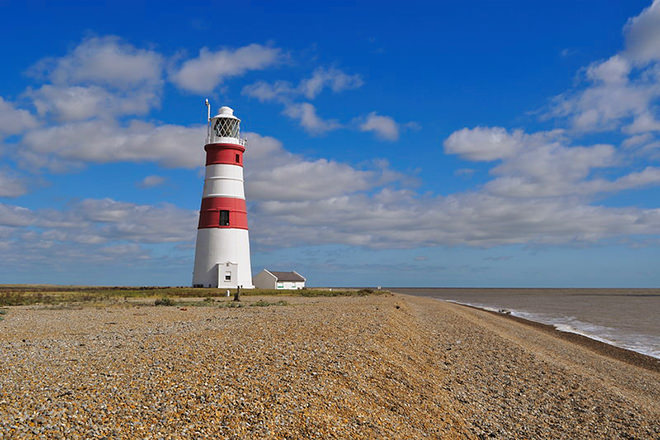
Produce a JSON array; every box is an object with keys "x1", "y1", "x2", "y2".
[{"x1": 214, "y1": 118, "x2": 240, "y2": 138}]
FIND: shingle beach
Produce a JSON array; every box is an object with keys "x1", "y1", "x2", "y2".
[{"x1": 1, "y1": 293, "x2": 658, "y2": 439}]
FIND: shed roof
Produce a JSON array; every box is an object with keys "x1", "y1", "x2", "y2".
[{"x1": 268, "y1": 271, "x2": 306, "y2": 282}]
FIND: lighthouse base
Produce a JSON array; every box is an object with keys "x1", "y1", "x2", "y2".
[{"x1": 192, "y1": 228, "x2": 254, "y2": 288}]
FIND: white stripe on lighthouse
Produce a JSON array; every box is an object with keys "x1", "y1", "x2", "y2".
[{"x1": 202, "y1": 164, "x2": 245, "y2": 199}]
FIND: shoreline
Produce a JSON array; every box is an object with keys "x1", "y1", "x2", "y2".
[
  {"x1": 390, "y1": 287, "x2": 659, "y2": 369},
  {"x1": 454, "y1": 301, "x2": 660, "y2": 373}
]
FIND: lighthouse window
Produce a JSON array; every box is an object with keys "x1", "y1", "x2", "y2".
[
  {"x1": 225, "y1": 272, "x2": 231, "y2": 281},
  {"x1": 235, "y1": 154, "x2": 240, "y2": 163},
  {"x1": 219, "y1": 210, "x2": 230, "y2": 226}
]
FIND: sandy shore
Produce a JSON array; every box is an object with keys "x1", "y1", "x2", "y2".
[{"x1": 0, "y1": 293, "x2": 658, "y2": 439}]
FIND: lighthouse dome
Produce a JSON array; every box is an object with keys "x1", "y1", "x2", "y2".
[{"x1": 216, "y1": 106, "x2": 239, "y2": 120}]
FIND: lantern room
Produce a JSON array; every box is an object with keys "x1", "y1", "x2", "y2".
[{"x1": 207, "y1": 106, "x2": 245, "y2": 145}]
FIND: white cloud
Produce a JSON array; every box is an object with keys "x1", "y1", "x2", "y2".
[
  {"x1": 9, "y1": 198, "x2": 194, "y2": 244},
  {"x1": 487, "y1": 142, "x2": 616, "y2": 197},
  {"x1": 0, "y1": 203, "x2": 33, "y2": 227},
  {"x1": 243, "y1": 132, "x2": 386, "y2": 201},
  {"x1": 0, "y1": 198, "x2": 197, "y2": 269},
  {"x1": 0, "y1": 97, "x2": 38, "y2": 136},
  {"x1": 248, "y1": 159, "x2": 374, "y2": 201},
  {"x1": 443, "y1": 126, "x2": 530, "y2": 161},
  {"x1": 23, "y1": 36, "x2": 164, "y2": 125},
  {"x1": 170, "y1": 44, "x2": 281, "y2": 93},
  {"x1": 0, "y1": 169, "x2": 28, "y2": 197},
  {"x1": 68, "y1": 198, "x2": 196, "y2": 243},
  {"x1": 358, "y1": 112, "x2": 400, "y2": 141},
  {"x1": 19, "y1": 119, "x2": 206, "y2": 169},
  {"x1": 138, "y1": 175, "x2": 166, "y2": 188},
  {"x1": 547, "y1": 3, "x2": 660, "y2": 134},
  {"x1": 238, "y1": 123, "x2": 660, "y2": 249},
  {"x1": 30, "y1": 36, "x2": 164, "y2": 89},
  {"x1": 4, "y1": 121, "x2": 660, "y2": 264},
  {"x1": 241, "y1": 67, "x2": 362, "y2": 133},
  {"x1": 623, "y1": 133, "x2": 654, "y2": 148},
  {"x1": 586, "y1": 55, "x2": 631, "y2": 84},
  {"x1": 243, "y1": 132, "x2": 285, "y2": 160},
  {"x1": 623, "y1": 0, "x2": 660, "y2": 64},
  {"x1": 249, "y1": 189, "x2": 660, "y2": 249},
  {"x1": 590, "y1": 166, "x2": 660, "y2": 193},
  {"x1": 299, "y1": 67, "x2": 363, "y2": 99},
  {"x1": 242, "y1": 67, "x2": 362, "y2": 103},
  {"x1": 282, "y1": 102, "x2": 340, "y2": 134},
  {"x1": 241, "y1": 80, "x2": 295, "y2": 103},
  {"x1": 13, "y1": 117, "x2": 657, "y2": 252},
  {"x1": 549, "y1": 63, "x2": 658, "y2": 132},
  {"x1": 443, "y1": 125, "x2": 660, "y2": 199},
  {"x1": 26, "y1": 84, "x2": 159, "y2": 121},
  {"x1": 624, "y1": 111, "x2": 660, "y2": 134}
]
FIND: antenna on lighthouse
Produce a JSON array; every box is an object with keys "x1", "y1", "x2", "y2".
[{"x1": 205, "y1": 99, "x2": 211, "y2": 143}]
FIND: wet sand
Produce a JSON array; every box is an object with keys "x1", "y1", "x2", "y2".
[{"x1": 0, "y1": 293, "x2": 658, "y2": 439}]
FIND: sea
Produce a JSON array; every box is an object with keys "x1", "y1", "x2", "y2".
[{"x1": 391, "y1": 288, "x2": 660, "y2": 359}]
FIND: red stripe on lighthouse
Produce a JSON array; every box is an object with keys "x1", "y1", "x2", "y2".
[
  {"x1": 205, "y1": 143, "x2": 245, "y2": 166},
  {"x1": 198, "y1": 197, "x2": 248, "y2": 229}
]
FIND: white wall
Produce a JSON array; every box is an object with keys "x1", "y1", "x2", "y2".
[
  {"x1": 253, "y1": 270, "x2": 276, "y2": 289},
  {"x1": 275, "y1": 281, "x2": 305, "y2": 290},
  {"x1": 192, "y1": 228, "x2": 253, "y2": 288},
  {"x1": 253, "y1": 270, "x2": 306, "y2": 289},
  {"x1": 202, "y1": 165, "x2": 245, "y2": 198}
]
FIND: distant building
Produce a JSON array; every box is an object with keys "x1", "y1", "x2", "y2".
[{"x1": 253, "y1": 270, "x2": 306, "y2": 290}]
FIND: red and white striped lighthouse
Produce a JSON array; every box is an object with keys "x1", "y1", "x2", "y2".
[{"x1": 192, "y1": 104, "x2": 253, "y2": 288}]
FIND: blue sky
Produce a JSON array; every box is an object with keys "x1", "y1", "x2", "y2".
[{"x1": 1, "y1": 0, "x2": 659, "y2": 287}]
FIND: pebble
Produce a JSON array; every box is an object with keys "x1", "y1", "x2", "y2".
[{"x1": 0, "y1": 294, "x2": 658, "y2": 439}]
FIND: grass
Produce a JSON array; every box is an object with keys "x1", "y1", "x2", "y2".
[
  {"x1": 217, "y1": 301, "x2": 244, "y2": 308},
  {"x1": 0, "y1": 285, "x2": 386, "y2": 307},
  {"x1": 154, "y1": 297, "x2": 175, "y2": 306},
  {"x1": 250, "y1": 300, "x2": 289, "y2": 307}
]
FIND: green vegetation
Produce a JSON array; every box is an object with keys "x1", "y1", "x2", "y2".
[
  {"x1": 0, "y1": 308, "x2": 7, "y2": 321},
  {"x1": 0, "y1": 285, "x2": 386, "y2": 307},
  {"x1": 154, "y1": 297, "x2": 175, "y2": 306},
  {"x1": 217, "y1": 301, "x2": 244, "y2": 308},
  {"x1": 250, "y1": 300, "x2": 289, "y2": 307}
]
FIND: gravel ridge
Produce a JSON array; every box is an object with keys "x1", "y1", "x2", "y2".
[
  {"x1": 1, "y1": 293, "x2": 658, "y2": 439},
  {"x1": 402, "y1": 294, "x2": 659, "y2": 439}
]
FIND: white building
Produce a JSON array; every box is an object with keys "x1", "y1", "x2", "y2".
[
  {"x1": 253, "y1": 270, "x2": 306, "y2": 290},
  {"x1": 192, "y1": 104, "x2": 253, "y2": 288}
]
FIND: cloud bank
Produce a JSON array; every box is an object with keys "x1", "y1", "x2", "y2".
[{"x1": 2, "y1": 2, "x2": 660, "y2": 276}]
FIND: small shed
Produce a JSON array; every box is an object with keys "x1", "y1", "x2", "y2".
[{"x1": 254, "y1": 269, "x2": 306, "y2": 290}]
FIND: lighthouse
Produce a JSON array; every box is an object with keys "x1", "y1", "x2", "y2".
[{"x1": 192, "y1": 104, "x2": 253, "y2": 288}]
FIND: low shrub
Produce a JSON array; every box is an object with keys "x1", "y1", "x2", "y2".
[
  {"x1": 250, "y1": 300, "x2": 289, "y2": 307},
  {"x1": 218, "y1": 301, "x2": 244, "y2": 308},
  {"x1": 154, "y1": 297, "x2": 175, "y2": 306}
]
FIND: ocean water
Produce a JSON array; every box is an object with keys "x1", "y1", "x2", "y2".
[{"x1": 392, "y1": 288, "x2": 660, "y2": 359}]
